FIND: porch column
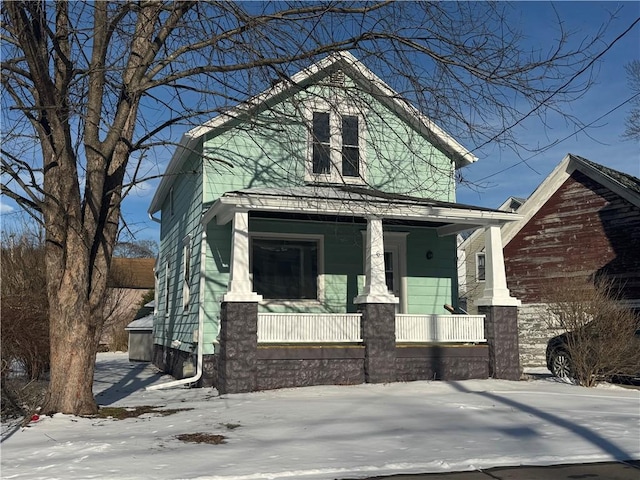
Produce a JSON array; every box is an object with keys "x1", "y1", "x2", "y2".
[
  {"x1": 218, "y1": 209, "x2": 261, "y2": 394},
  {"x1": 223, "y1": 209, "x2": 262, "y2": 303},
  {"x1": 354, "y1": 217, "x2": 399, "y2": 305},
  {"x1": 477, "y1": 225, "x2": 521, "y2": 381},
  {"x1": 355, "y1": 217, "x2": 397, "y2": 384}
]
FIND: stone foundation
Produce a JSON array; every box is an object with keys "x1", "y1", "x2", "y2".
[
  {"x1": 479, "y1": 305, "x2": 520, "y2": 380},
  {"x1": 396, "y1": 345, "x2": 489, "y2": 381},
  {"x1": 152, "y1": 344, "x2": 216, "y2": 387},
  {"x1": 361, "y1": 303, "x2": 397, "y2": 383},
  {"x1": 256, "y1": 346, "x2": 365, "y2": 390}
]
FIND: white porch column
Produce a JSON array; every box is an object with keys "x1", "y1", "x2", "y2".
[
  {"x1": 222, "y1": 209, "x2": 262, "y2": 303},
  {"x1": 477, "y1": 225, "x2": 520, "y2": 307},
  {"x1": 354, "y1": 217, "x2": 398, "y2": 305}
]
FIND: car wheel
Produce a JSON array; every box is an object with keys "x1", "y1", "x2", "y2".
[{"x1": 550, "y1": 350, "x2": 572, "y2": 378}]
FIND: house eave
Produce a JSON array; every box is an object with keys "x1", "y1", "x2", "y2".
[{"x1": 202, "y1": 189, "x2": 520, "y2": 234}]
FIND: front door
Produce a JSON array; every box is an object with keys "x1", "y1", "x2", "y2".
[{"x1": 383, "y1": 234, "x2": 406, "y2": 313}]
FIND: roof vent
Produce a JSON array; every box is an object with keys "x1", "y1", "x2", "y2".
[{"x1": 329, "y1": 70, "x2": 345, "y2": 86}]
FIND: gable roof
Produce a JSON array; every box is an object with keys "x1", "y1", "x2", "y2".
[
  {"x1": 501, "y1": 153, "x2": 640, "y2": 247},
  {"x1": 149, "y1": 51, "x2": 477, "y2": 215}
]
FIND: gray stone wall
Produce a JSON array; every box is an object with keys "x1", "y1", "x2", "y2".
[
  {"x1": 361, "y1": 303, "x2": 397, "y2": 383},
  {"x1": 151, "y1": 344, "x2": 216, "y2": 387},
  {"x1": 256, "y1": 346, "x2": 365, "y2": 390},
  {"x1": 479, "y1": 305, "x2": 520, "y2": 380},
  {"x1": 396, "y1": 345, "x2": 489, "y2": 381},
  {"x1": 217, "y1": 302, "x2": 258, "y2": 394}
]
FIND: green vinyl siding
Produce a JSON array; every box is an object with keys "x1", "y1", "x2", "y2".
[
  {"x1": 402, "y1": 227, "x2": 458, "y2": 314},
  {"x1": 202, "y1": 79, "x2": 456, "y2": 205},
  {"x1": 155, "y1": 151, "x2": 211, "y2": 353}
]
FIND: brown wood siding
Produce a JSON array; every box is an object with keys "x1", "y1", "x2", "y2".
[{"x1": 504, "y1": 170, "x2": 640, "y2": 303}]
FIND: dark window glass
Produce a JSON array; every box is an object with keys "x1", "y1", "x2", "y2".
[
  {"x1": 342, "y1": 116, "x2": 359, "y2": 177},
  {"x1": 384, "y1": 251, "x2": 394, "y2": 293},
  {"x1": 477, "y1": 253, "x2": 486, "y2": 281},
  {"x1": 312, "y1": 112, "x2": 330, "y2": 174},
  {"x1": 252, "y1": 238, "x2": 318, "y2": 300}
]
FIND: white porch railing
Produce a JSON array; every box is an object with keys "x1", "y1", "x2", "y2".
[
  {"x1": 396, "y1": 314, "x2": 486, "y2": 343},
  {"x1": 257, "y1": 313, "x2": 486, "y2": 344},
  {"x1": 258, "y1": 313, "x2": 362, "y2": 343}
]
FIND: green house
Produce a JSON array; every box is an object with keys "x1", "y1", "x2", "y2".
[{"x1": 148, "y1": 52, "x2": 521, "y2": 393}]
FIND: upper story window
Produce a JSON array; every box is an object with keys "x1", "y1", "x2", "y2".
[
  {"x1": 308, "y1": 107, "x2": 364, "y2": 184},
  {"x1": 312, "y1": 112, "x2": 331, "y2": 175}
]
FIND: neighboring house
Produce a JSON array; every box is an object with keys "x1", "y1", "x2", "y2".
[
  {"x1": 102, "y1": 257, "x2": 155, "y2": 349},
  {"x1": 459, "y1": 197, "x2": 526, "y2": 314},
  {"x1": 460, "y1": 154, "x2": 640, "y2": 368},
  {"x1": 148, "y1": 52, "x2": 521, "y2": 393}
]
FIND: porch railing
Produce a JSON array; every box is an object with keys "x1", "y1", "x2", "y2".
[
  {"x1": 257, "y1": 313, "x2": 486, "y2": 344},
  {"x1": 396, "y1": 314, "x2": 486, "y2": 343},
  {"x1": 257, "y1": 313, "x2": 362, "y2": 343}
]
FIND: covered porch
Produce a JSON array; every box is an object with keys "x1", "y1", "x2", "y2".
[{"x1": 202, "y1": 186, "x2": 522, "y2": 392}]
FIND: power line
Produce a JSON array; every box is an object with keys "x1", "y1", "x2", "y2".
[
  {"x1": 470, "y1": 16, "x2": 640, "y2": 156},
  {"x1": 475, "y1": 91, "x2": 640, "y2": 182}
]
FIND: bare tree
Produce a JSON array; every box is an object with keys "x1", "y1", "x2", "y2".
[
  {"x1": 544, "y1": 278, "x2": 640, "y2": 387},
  {"x1": 0, "y1": 1, "x2": 623, "y2": 414},
  {"x1": 624, "y1": 59, "x2": 640, "y2": 141}
]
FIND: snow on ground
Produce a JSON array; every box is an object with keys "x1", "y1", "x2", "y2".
[{"x1": 1, "y1": 352, "x2": 639, "y2": 480}]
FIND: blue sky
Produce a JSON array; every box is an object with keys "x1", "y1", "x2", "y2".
[
  {"x1": 124, "y1": 1, "x2": 640, "y2": 243},
  {"x1": 2, "y1": 2, "x2": 638, "y2": 245},
  {"x1": 456, "y1": 1, "x2": 640, "y2": 208}
]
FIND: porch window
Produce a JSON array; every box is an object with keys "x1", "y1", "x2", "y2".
[
  {"x1": 252, "y1": 238, "x2": 319, "y2": 300},
  {"x1": 476, "y1": 252, "x2": 486, "y2": 282}
]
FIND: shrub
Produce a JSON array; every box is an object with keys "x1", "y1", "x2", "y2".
[
  {"x1": 544, "y1": 278, "x2": 640, "y2": 387},
  {"x1": 1, "y1": 230, "x2": 49, "y2": 381}
]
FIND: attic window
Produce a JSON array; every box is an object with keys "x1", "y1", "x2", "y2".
[
  {"x1": 308, "y1": 108, "x2": 365, "y2": 184},
  {"x1": 329, "y1": 70, "x2": 345, "y2": 86}
]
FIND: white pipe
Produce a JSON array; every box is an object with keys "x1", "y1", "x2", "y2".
[
  {"x1": 146, "y1": 228, "x2": 206, "y2": 390},
  {"x1": 148, "y1": 212, "x2": 161, "y2": 224}
]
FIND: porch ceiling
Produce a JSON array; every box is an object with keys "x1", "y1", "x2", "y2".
[{"x1": 202, "y1": 186, "x2": 521, "y2": 236}]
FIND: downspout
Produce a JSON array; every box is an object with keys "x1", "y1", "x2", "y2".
[
  {"x1": 146, "y1": 227, "x2": 206, "y2": 390},
  {"x1": 148, "y1": 212, "x2": 161, "y2": 224}
]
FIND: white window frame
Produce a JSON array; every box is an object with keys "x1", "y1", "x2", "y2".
[
  {"x1": 153, "y1": 258, "x2": 159, "y2": 316},
  {"x1": 249, "y1": 232, "x2": 324, "y2": 307},
  {"x1": 476, "y1": 252, "x2": 486, "y2": 282},
  {"x1": 164, "y1": 257, "x2": 171, "y2": 315},
  {"x1": 304, "y1": 100, "x2": 367, "y2": 185},
  {"x1": 182, "y1": 235, "x2": 192, "y2": 309}
]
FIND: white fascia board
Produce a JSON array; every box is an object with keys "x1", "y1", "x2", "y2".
[
  {"x1": 187, "y1": 53, "x2": 344, "y2": 141},
  {"x1": 501, "y1": 154, "x2": 574, "y2": 247},
  {"x1": 148, "y1": 133, "x2": 198, "y2": 215},
  {"x1": 206, "y1": 193, "x2": 520, "y2": 229},
  {"x1": 342, "y1": 53, "x2": 477, "y2": 168}
]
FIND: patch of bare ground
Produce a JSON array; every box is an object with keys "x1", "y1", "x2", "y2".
[
  {"x1": 176, "y1": 433, "x2": 226, "y2": 444},
  {"x1": 93, "y1": 406, "x2": 193, "y2": 420}
]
